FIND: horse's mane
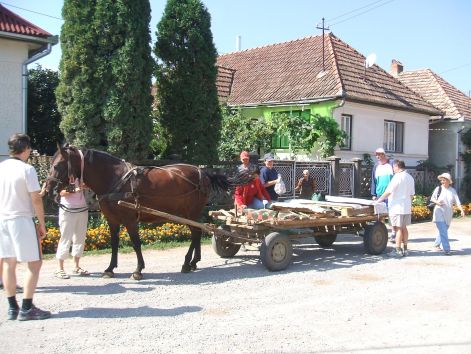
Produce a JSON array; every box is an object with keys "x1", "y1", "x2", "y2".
[{"x1": 83, "y1": 148, "x2": 126, "y2": 166}]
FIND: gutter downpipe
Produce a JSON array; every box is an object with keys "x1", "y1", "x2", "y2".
[
  {"x1": 456, "y1": 124, "x2": 465, "y2": 195},
  {"x1": 21, "y1": 42, "x2": 54, "y2": 134}
]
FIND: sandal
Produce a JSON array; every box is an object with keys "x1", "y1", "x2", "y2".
[
  {"x1": 72, "y1": 267, "x2": 90, "y2": 276},
  {"x1": 55, "y1": 270, "x2": 70, "y2": 279}
]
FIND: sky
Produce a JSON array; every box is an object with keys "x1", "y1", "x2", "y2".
[{"x1": 2, "y1": 0, "x2": 471, "y2": 95}]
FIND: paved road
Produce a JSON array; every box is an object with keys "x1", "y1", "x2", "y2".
[{"x1": 1, "y1": 217, "x2": 470, "y2": 353}]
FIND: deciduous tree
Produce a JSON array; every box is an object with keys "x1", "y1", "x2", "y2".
[{"x1": 27, "y1": 64, "x2": 63, "y2": 155}]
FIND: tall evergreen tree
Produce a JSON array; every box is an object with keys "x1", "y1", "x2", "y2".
[
  {"x1": 154, "y1": 0, "x2": 221, "y2": 163},
  {"x1": 27, "y1": 65, "x2": 63, "y2": 155},
  {"x1": 56, "y1": 0, "x2": 103, "y2": 149},
  {"x1": 56, "y1": 0, "x2": 153, "y2": 160}
]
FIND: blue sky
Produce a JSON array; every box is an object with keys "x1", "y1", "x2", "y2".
[{"x1": 3, "y1": 0, "x2": 471, "y2": 95}]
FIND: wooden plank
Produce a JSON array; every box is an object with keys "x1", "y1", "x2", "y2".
[
  {"x1": 340, "y1": 205, "x2": 374, "y2": 217},
  {"x1": 325, "y1": 195, "x2": 376, "y2": 206}
]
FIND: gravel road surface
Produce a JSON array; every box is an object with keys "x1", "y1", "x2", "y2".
[{"x1": 1, "y1": 217, "x2": 471, "y2": 353}]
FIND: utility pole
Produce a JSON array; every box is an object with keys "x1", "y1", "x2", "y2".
[{"x1": 316, "y1": 18, "x2": 330, "y2": 72}]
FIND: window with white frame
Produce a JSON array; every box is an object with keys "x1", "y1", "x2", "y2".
[
  {"x1": 384, "y1": 120, "x2": 404, "y2": 153},
  {"x1": 340, "y1": 114, "x2": 352, "y2": 150}
]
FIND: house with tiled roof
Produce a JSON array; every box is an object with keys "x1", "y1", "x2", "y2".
[
  {"x1": 0, "y1": 3, "x2": 57, "y2": 158},
  {"x1": 394, "y1": 62, "x2": 471, "y2": 190},
  {"x1": 216, "y1": 33, "x2": 442, "y2": 166}
]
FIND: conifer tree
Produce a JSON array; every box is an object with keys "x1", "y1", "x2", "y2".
[
  {"x1": 56, "y1": 0, "x2": 153, "y2": 160},
  {"x1": 154, "y1": 0, "x2": 221, "y2": 163}
]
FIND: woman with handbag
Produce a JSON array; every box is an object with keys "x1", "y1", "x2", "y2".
[{"x1": 430, "y1": 173, "x2": 465, "y2": 255}]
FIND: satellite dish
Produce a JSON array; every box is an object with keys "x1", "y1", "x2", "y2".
[{"x1": 365, "y1": 53, "x2": 377, "y2": 68}]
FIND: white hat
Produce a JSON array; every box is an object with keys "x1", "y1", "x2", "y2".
[
  {"x1": 375, "y1": 147, "x2": 385, "y2": 154},
  {"x1": 303, "y1": 169, "x2": 309, "y2": 174},
  {"x1": 437, "y1": 172, "x2": 453, "y2": 184}
]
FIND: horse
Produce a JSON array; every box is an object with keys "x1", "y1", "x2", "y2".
[{"x1": 45, "y1": 144, "x2": 243, "y2": 280}]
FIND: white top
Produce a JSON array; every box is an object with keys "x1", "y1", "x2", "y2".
[
  {"x1": 385, "y1": 170, "x2": 415, "y2": 215},
  {"x1": 61, "y1": 178, "x2": 87, "y2": 208},
  {"x1": 0, "y1": 158, "x2": 41, "y2": 219},
  {"x1": 432, "y1": 186, "x2": 461, "y2": 226}
]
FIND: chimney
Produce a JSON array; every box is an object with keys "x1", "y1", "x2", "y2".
[
  {"x1": 390, "y1": 59, "x2": 403, "y2": 77},
  {"x1": 236, "y1": 35, "x2": 241, "y2": 51}
]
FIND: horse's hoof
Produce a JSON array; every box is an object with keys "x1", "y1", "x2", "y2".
[
  {"x1": 181, "y1": 264, "x2": 191, "y2": 273},
  {"x1": 190, "y1": 264, "x2": 197, "y2": 271},
  {"x1": 102, "y1": 271, "x2": 114, "y2": 278},
  {"x1": 131, "y1": 272, "x2": 143, "y2": 280}
]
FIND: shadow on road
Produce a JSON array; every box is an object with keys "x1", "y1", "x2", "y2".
[{"x1": 52, "y1": 305, "x2": 202, "y2": 319}]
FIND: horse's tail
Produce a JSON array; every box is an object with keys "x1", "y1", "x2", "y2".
[{"x1": 205, "y1": 170, "x2": 254, "y2": 198}]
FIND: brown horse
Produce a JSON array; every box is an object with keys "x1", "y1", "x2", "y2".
[{"x1": 45, "y1": 144, "x2": 240, "y2": 279}]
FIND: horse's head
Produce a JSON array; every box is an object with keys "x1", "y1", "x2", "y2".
[{"x1": 45, "y1": 144, "x2": 82, "y2": 200}]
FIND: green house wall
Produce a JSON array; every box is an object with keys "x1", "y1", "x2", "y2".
[
  {"x1": 238, "y1": 100, "x2": 338, "y2": 121},
  {"x1": 234, "y1": 100, "x2": 339, "y2": 152}
]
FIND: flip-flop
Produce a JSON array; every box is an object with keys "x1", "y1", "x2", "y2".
[
  {"x1": 54, "y1": 270, "x2": 70, "y2": 279},
  {"x1": 72, "y1": 267, "x2": 90, "y2": 276}
]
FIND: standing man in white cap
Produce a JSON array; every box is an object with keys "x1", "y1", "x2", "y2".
[
  {"x1": 375, "y1": 160, "x2": 415, "y2": 257},
  {"x1": 429, "y1": 172, "x2": 465, "y2": 255},
  {"x1": 371, "y1": 147, "x2": 395, "y2": 242}
]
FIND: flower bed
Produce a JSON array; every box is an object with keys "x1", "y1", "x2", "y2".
[
  {"x1": 41, "y1": 222, "x2": 191, "y2": 254},
  {"x1": 412, "y1": 203, "x2": 471, "y2": 222}
]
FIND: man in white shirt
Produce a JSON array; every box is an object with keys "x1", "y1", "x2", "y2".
[
  {"x1": 375, "y1": 160, "x2": 415, "y2": 257},
  {"x1": 0, "y1": 133, "x2": 50, "y2": 321}
]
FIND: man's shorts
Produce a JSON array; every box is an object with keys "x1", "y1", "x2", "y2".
[
  {"x1": 0, "y1": 217, "x2": 42, "y2": 262},
  {"x1": 389, "y1": 214, "x2": 412, "y2": 227}
]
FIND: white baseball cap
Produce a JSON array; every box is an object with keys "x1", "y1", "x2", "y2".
[{"x1": 375, "y1": 147, "x2": 385, "y2": 154}]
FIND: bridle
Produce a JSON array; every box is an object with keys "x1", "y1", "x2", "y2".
[{"x1": 46, "y1": 146, "x2": 89, "y2": 213}]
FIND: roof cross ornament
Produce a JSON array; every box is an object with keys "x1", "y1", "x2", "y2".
[{"x1": 316, "y1": 18, "x2": 330, "y2": 72}]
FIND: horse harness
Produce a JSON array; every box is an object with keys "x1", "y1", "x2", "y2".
[{"x1": 95, "y1": 158, "x2": 206, "y2": 221}]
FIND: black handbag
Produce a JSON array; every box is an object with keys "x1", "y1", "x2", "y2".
[{"x1": 427, "y1": 185, "x2": 442, "y2": 211}]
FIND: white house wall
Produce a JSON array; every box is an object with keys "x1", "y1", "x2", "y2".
[
  {"x1": 0, "y1": 38, "x2": 29, "y2": 158},
  {"x1": 429, "y1": 119, "x2": 471, "y2": 194},
  {"x1": 332, "y1": 101, "x2": 430, "y2": 166}
]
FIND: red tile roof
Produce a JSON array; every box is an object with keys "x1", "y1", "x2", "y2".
[
  {"x1": 216, "y1": 33, "x2": 441, "y2": 115},
  {"x1": 0, "y1": 4, "x2": 51, "y2": 38},
  {"x1": 398, "y1": 69, "x2": 471, "y2": 121}
]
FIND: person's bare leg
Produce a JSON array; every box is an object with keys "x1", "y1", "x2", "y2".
[
  {"x1": 23, "y1": 260, "x2": 42, "y2": 299},
  {"x1": 2, "y1": 258, "x2": 17, "y2": 297},
  {"x1": 73, "y1": 256, "x2": 80, "y2": 270},
  {"x1": 57, "y1": 258, "x2": 65, "y2": 271}
]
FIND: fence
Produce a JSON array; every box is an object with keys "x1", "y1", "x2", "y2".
[{"x1": 29, "y1": 154, "x2": 448, "y2": 212}]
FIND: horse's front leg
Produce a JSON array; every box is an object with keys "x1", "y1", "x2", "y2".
[
  {"x1": 103, "y1": 222, "x2": 120, "y2": 278},
  {"x1": 182, "y1": 226, "x2": 201, "y2": 273},
  {"x1": 126, "y1": 223, "x2": 145, "y2": 280}
]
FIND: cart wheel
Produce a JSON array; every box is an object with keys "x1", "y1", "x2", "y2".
[
  {"x1": 364, "y1": 222, "x2": 388, "y2": 254},
  {"x1": 212, "y1": 226, "x2": 241, "y2": 258},
  {"x1": 260, "y1": 232, "x2": 293, "y2": 271},
  {"x1": 314, "y1": 233, "x2": 337, "y2": 248}
]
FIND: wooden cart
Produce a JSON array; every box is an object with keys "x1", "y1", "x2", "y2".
[{"x1": 118, "y1": 197, "x2": 389, "y2": 271}]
